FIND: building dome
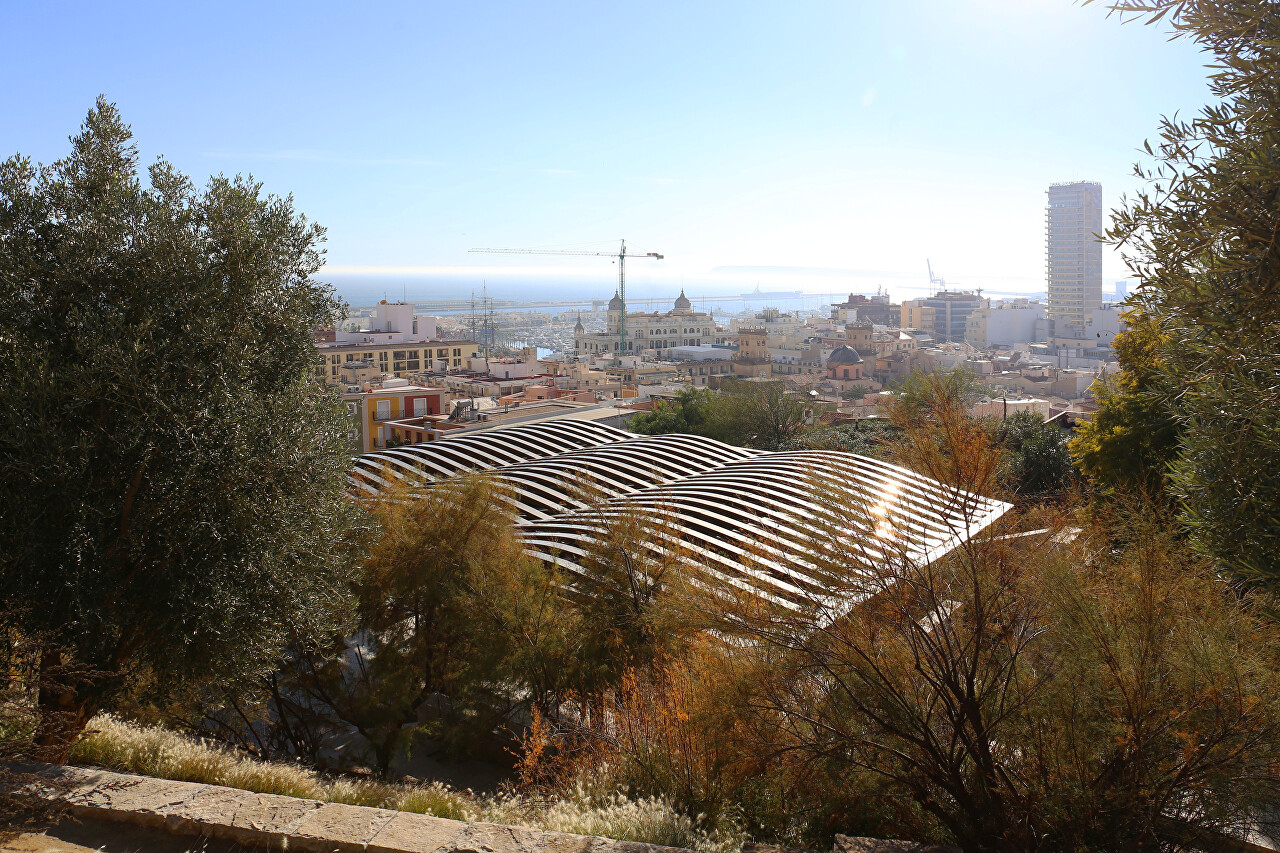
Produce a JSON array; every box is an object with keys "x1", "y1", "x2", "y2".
[
  {"x1": 827, "y1": 345, "x2": 863, "y2": 365},
  {"x1": 574, "y1": 312, "x2": 584, "y2": 333},
  {"x1": 673, "y1": 289, "x2": 692, "y2": 312},
  {"x1": 608, "y1": 292, "x2": 622, "y2": 311}
]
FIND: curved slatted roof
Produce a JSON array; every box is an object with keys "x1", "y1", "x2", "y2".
[
  {"x1": 485, "y1": 433, "x2": 760, "y2": 519},
  {"x1": 516, "y1": 450, "x2": 1008, "y2": 616},
  {"x1": 349, "y1": 418, "x2": 632, "y2": 494},
  {"x1": 351, "y1": 418, "x2": 1011, "y2": 615}
]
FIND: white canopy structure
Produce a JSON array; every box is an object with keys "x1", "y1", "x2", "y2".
[{"x1": 350, "y1": 419, "x2": 1011, "y2": 614}]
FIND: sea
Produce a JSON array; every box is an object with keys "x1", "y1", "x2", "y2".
[{"x1": 325, "y1": 268, "x2": 1048, "y2": 314}]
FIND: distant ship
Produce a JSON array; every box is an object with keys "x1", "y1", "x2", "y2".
[{"x1": 741, "y1": 285, "x2": 803, "y2": 299}]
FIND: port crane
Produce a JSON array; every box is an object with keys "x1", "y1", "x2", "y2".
[
  {"x1": 470, "y1": 240, "x2": 664, "y2": 362},
  {"x1": 927, "y1": 259, "x2": 947, "y2": 292},
  {"x1": 926, "y1": 260, "x2": 982, "y2": 299}
]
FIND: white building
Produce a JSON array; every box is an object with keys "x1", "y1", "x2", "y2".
[
  {"x1": 967, "y1": 298, "x2": 1047, "y2": 349},
  {"x1": 1046, "y1": 181, "x2": 1104, "y2": 337},
  {"x1": 1083, "y1": 304, "x2": 1126, "y2": 350},
  {"x1": 574, "y1": 291, "x2": 729, "y2": 357},
  {"x1": 730, "y1": 307, "x2": 805, "y2": 337},
  {"x1": 334, "y1": 300, "x2": 437, "y2": 345},
  {"x1": 972, "y1": 397, "x2": 1051, "y2": 420}
]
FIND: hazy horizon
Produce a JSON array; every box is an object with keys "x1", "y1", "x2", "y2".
[{"x1": 325, "y1": 265, "x2": 1072, "y2": 310}]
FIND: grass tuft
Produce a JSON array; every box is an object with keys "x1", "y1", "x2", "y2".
[{"x1": 68, "y1": 715, "x2": 742, "y2": 852}]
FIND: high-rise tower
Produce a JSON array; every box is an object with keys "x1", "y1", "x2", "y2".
[{"x1": 1045, "y1": 181, "x2": 1103, "y2": 337}]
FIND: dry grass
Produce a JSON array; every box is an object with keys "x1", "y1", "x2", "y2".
[{"x1": 68, "y1": 715, "x2": 742, "y2": 852}]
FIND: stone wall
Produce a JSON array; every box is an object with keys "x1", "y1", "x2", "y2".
[{"x1": 12, "y1": 763, "x2": 694, "y2": 853}]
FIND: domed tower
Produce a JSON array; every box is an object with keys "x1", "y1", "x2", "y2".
[
  {"x1": 573, "y1": 312, "x2": 585, "y2": 355},
  {"x1": 607, "y1": 292, "x2": 622, "y2": 332},
  {"x1": 673, "y1": 289, "x2": 692, "y2": 314},
  {"x1": 826, "y1": 345, "x2": 864, "y2": 381}
]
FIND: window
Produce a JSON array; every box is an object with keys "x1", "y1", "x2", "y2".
[{"x1": 376, "y1": 400, "x2": 391, "y2": 420}]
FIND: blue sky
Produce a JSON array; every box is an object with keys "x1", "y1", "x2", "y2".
[{"x1": 2, "y1": 1, "x2": 1213, "y2": 301}]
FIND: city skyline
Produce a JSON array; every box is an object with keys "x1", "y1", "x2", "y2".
[{"x1": 2, "y1": 1, "x2": 1214, "y2": 296}]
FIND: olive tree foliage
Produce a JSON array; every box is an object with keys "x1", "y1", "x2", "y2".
[
  {"x1": 779, "y1": 419, "x2": 896, "y2": 457},
  {"x1": 1078, "y1": 1, "x2": 1280, "y2": 582},
  {"x1": 0, "y1": 98, "x2": 357, "y2": 759},
  {"x1": 703, "y1": 378, "x2": 812, "y2": 450}
]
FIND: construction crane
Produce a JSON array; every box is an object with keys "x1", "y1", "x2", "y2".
[{"x1": 470, "y1": 240, "x2": 664, "y2": 362}]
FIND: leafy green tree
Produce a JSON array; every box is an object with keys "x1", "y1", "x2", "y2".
[
  {"x1": 890, "y1": 367, "x2": 982, "y2": 421},
  {"x1": 0, "y1": 99, "x2": 357, "y2": 760},
  {"x1": 702, "y1": 379, "x2": 812, "y2": 450},
  {"x1": 998, "y1": 411, "x2": 1075, "y2": 502},
  {"x1": 779, "y1": 419, "x2": 895, "y2": 457},
  {"x1": 275, "y1": 477, "x2": 582, "y2": 772},
  {"x1": 1068, "y1": 309, "x2": 1180, "y2": 498},
  {"x1": 1084, "y1": 1, "x2": 1280, "y2": 582},
  {"x1": 629, "y1": 386, "x2": 712, "y2": 436},
  {"x1": 630, "y1": 381, "x2": 812, "y2": 450}
]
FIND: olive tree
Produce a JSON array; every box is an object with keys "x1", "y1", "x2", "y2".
[
  {"x1": 0, "y1": 98, "x2": 358, "y2": 760},
  {"x1": 1084, "y1": 0, "x2": 1280, "y2": 583}
]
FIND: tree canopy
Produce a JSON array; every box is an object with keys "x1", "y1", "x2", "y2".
[
  {"x1": 629, "y1": 380, "x2": 811, "y2": 450},
  {"x1": 1077, "y1": 0, "x2": 1280, "y2": 583},
  {"x1": 0, "y1": 98, "x2": 357, "y2": 758}
]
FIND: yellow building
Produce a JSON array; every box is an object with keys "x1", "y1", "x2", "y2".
[
  {"x1": 732, "y1": 328, "x2": 772, "y2": 378},
  {"x1": 341, "y1": 383, "x2": 449, "y2": 453},
  {"x1": 900, "y1": 300, "x2": 937, "y2": 333},
  {"x1": 317, "y1": 339, "x2": 479, "y2": 383}
]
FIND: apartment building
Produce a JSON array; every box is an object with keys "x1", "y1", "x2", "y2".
[
  {"x1": 339, "y1": 381, "x2": 449, "y2": 453},
  {"x1": 902, "y1": 291, "x2": 985, "y2": 343},
  {"x1": 1046, "y1": 181, "x2": 1103, "y2": 337},
  {"x1": 317, "y1": 339, "x2": 479, "y2": 382}
]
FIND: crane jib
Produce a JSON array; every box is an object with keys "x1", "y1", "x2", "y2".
[{"x1": 469, "y1": 240, "x2": 664, "y2": 364}]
